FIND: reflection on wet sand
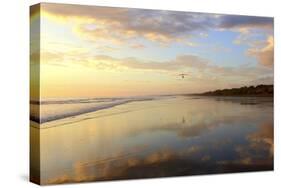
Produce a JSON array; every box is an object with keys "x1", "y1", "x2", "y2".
[
  {"x1": 248, "y1": 122, "x2": 274, "y2": 156},
  {"x1": 31, "y1": 96, "x2": 273, "y2": 184}
]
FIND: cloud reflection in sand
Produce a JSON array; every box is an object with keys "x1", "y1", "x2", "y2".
[{"x1": 31, "y1": 96, "x2": 273, "y2": 184}]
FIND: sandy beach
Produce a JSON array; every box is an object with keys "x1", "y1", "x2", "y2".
[{"x1": 30, "y1": 96, "x2": 273, "y2": 184}]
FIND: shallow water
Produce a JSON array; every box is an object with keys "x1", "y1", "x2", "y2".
[{"x1": 30, "y1": 96, "x2": 273, "y2": 184}]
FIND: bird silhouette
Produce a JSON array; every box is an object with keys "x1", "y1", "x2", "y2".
[{"x1": 178, "y1": 73, "x2": 188, "y2": 79}]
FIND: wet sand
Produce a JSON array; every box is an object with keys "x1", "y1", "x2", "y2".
[{"x1": 30, "y1": 96, "x2": 273, "y2": 184}]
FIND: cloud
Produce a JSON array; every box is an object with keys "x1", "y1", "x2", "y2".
[
  {"x1": 219, "y1": 15, "x2": 274, "y2": 68},
  {"x1": 218, "y1": 15, "x2": 273, "y2": 56},
  {"x1": 121, "y1": 55, "x2": 209, "y2": 71},
  {"x1": 42, "y1": 3, "x2": 129, "y2": 23},
  {"x1": 90, "y1": 54, "x2": 272, "y2": 83},
  {"x1": 219, "y1": 15, "x2": 273, "y2": 30},
  {"x1": 38, "y1": 43, "x2": 273, "y2": 90},
  {"x1": 39, "y1": 47, "x2": 210, "y2": 72},
  {"x1": 249, "y1": 76, "x2": 273, "y2": 86},
  {"x1": 130, "y1": 43, "x2": 145, "y2": 49},
  {"x1": 41, "y1": 3, "x2": 216, "y2": 44},
  {"x1": 40, "y1": 2, "x2": 274, "y2": 56},
  {"x1": 247, "y1": 36, "x2": 274, "y2": 67}
]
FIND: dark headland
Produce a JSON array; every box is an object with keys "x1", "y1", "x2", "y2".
[{"x1": 194, "y1": 84, "x2": 273, "y2": 97}]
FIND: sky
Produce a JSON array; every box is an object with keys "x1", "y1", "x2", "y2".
[{"x1": 30, "y1": 3, "x2": 274, "y2": 98}]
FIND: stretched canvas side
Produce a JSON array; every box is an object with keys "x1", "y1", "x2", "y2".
[{"x1": 30, "y1": 3, "x2": 41, "y2": 185}]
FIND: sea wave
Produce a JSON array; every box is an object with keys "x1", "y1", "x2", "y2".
[{"x1": 30, "y1": 97, "x2": 157, "y2": 124}]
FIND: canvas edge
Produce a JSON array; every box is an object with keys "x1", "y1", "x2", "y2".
[{"x1": 30, "y1": 3, "x2": 41, "y2": 185}]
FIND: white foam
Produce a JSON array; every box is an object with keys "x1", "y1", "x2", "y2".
[{"x1": 30, "y1": 97, "x2": 156, "y2": 124}]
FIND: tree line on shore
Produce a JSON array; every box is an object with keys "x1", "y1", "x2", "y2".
[{"x1": 199, "y1": 84, "x2": 273, "y2": 96}]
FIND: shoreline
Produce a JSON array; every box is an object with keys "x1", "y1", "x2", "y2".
[
  {"x1": 30, "y1": 95, "x2": 273, "y2": 128},
  {"x1": 30, "y1": 97, "x2": 155, "y2": 124}
]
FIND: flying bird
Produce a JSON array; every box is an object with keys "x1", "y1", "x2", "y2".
[{"x1": 178, "y1": 73, "x2": 188, "y2": 79}]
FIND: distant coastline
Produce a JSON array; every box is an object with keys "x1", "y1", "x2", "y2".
[{"x1": 194, "y1": 84, "x2": 273, "y2": 97}]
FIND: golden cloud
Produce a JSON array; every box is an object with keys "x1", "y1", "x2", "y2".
[
  {"x1": 38, "y1": 42, "x2": 273, "y2": 90},
  {"x1": 247, "y1": 36, "x2": 274, "y2": 67}
]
